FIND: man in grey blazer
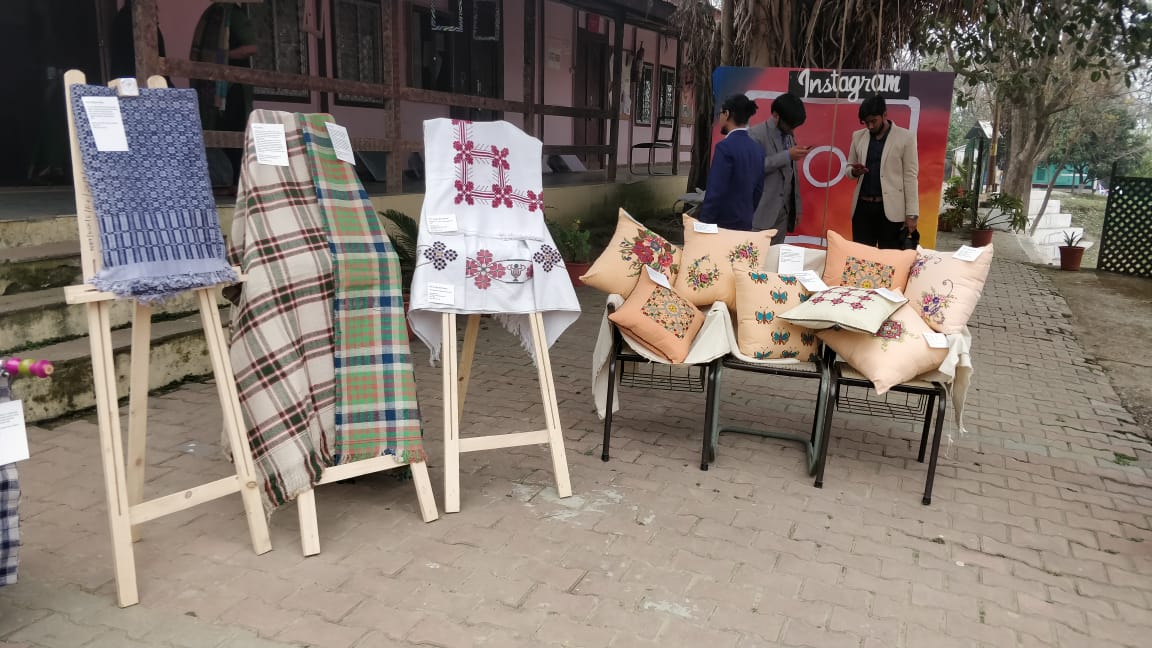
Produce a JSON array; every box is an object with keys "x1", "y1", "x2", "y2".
[{"x1": 749, "y1": 93, "x2": 810, "y2": 244}]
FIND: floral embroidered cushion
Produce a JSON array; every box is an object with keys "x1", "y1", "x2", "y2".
[
  {"x1": 673, "y1": 215, "x2": 776, "y2": 309},
  {"x1": 580, "y1": 208, "x2": 682, "y2": 297},
  {"x1": 818, "y1": 303, "x2": 949, "y2": 394},
  {"x1": 905, "y1": 244, "x2": 993, "y2": 334},
  {"x1": 822, "y1": 230, "x2": 917, "y2": 290},
  {"x1": 777, "y1": 285, "x2": 904, "y2": 335},
  {"x1": 608, "y1": 269, "x2": 705, "y2": 364},
  {"x1": 733, "y1": 268, "x2": 821, "y2": 362}
]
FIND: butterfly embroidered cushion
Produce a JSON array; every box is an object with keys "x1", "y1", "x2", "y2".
[
  {"x1": 733, "y1": 268, "x2": 820, "y2": 362},
  {"x1": 608, "y1": 269, "x2": 705, "y2": 364},
  {"x1": 822, "y1": 231, "x2": 917, "y2": 290},
  {"x1": 673, "y1": 215, "x2": 776, "y2": 309},
  {"x1": 818, "y1": 303, "x2": 949, "y2": 394},
  {"x1": 580, "y1": 208, "x2": 682, "y2": 297},
  {"x1": 777, "y1": 285, "x2": 904, "y2": 335},
  {"x1": 905, "y1": 244, "x2": 993, "y2": 334}
]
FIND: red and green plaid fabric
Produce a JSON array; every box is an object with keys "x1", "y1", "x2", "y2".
[
  {"x1": 229, "y1": 110, "x2": 335, "y2": 513},
  {"x1": 299, "y1": 115, "x2": 426, "y2": 464}
]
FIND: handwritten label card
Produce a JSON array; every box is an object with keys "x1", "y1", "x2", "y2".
[
  {"x1": 923, "y1": 332, "x2": 949, "y2": 349},
  {"x1": 324, "y1": 122, "x2": 356, "y2": 165},
  {"x1": 645, "y1": 266, "x2": 672, "y2": 289},
  {"x1": 427, "y1": 283, "x2": 455, "y2": 305},
  {"x1": 777, "y1": 245, "x2": 806, "y2": 274},
  {"x1": 81, "y1": 97, "x2": 129, "y2": 152},
  {"x1": 874, "y1": 287, "x2": 908, "y2": 303},
  {"x1": 116, "y1": 78, "x2": 139, "y2": 97},
  {"x1": 793, "y1": 270, "x2": 829, "y2": 292},
  {"x1": 427, "y1": 213, "x2": 459, "y2": 234},
  {"x1": 0, "y1": 400, "x2": 30, "y2": 465},
  {"x1": 953, "y1": 245, "x2": 986, "y2": 262},
  {"x1": 252, "y1": 123, "x2": 289, "y2": 166},
  {"x1": 693, "y1": 222, "x2": 719, "y2": 234}
]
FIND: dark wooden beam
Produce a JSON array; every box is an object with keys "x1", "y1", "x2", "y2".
[
  {"x1": 672, "y1": 37, "x2": 682, "y2": 176},
  {"x1": 538, "y1": 104, "x2": 611, "y2": 119},
  {"x1": 607, "y1": 8, "x2": 626, "y2": 182},
  {"x1": 385, "y1": 0, "x2": 404, "y2": 194},
  {"x1": 400, "y1": 88, "x2": 527, "y2": 113},
  {"x1": 524, "y1": 0, "x2": 537, "y2": 136},
  {"x1": 132, "y1": 0, "x2": 161, "y2": 83},
  {"x1": 543, "y1": 144, "x2": 615, "y2": 156},
  {"x1": 162, "y1": 57, "x2": 395, "y2": 99}
]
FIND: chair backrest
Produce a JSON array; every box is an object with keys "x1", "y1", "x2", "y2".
[{"x1": 654, "y1": 118, "x2": 675, "y2": 144}]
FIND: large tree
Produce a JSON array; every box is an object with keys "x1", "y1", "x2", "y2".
[{"x1": 920, "y1": 1, "x2": 1152, "y2": 212}]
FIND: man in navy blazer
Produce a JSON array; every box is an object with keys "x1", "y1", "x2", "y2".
[{"x1": 698, "y1": 94, "x2": 766, "y2": 231}]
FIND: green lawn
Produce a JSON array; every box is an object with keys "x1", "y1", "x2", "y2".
[{"x1": 1053, "y1": 190, "x2": 1107, "y2": 268}]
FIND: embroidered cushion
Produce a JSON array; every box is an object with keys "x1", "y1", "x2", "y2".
[
  {"x1": 673, "y1": 215, "x2": 776, "y2": 309},
  {"x1": 905, "y1": 244, "x2": 993, "y2": 334},
  {"x1": 818, "y1": 303, "x2": 949, "y2": 394},
  {"x1": 579, "y1": 208, "x2": 682, "y2": 297},
  {"x1": 778, "y1": 285, "x2": 904, "y2": 335},
  {"x1": 608, "y1": 270, "x2": 705, "y2": 364},
  {"x1": 822, "y1": 231, "x2": 917, "y2": 290},
  {"x1": 733, "y1": 268, "x2": 821, "y2": 362}
]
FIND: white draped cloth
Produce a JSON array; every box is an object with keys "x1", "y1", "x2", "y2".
[{"x1": 408, "y1": 119, "x2": 581, "y2": 361}]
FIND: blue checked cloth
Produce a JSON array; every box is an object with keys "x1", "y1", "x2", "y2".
[
  {"x1": 70, "y1": 84, "x2": 236, "y2": 302},
  {"x1": 0, "y1": 374, "x2": 18, "y2": 586}
]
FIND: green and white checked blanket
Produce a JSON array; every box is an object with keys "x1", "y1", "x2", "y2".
[
  {"x1": 299, "y1": 115, "x2": 425, "y2": 465},
  {"x1": 229, "y1": 110, "x2": 335, "y2": 513}
]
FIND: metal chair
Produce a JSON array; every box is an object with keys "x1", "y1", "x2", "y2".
[{"x1": 629, "y1": 120, "x2": 675, "y2": 177}]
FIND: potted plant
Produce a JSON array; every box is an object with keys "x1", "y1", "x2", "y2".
[
  {"x1": 378, "y1": 209, "x2": 420, "y2": 338},
  {"x1": 547, "y1": 218, "x2": 593, "y2": 286},
  {"x1": 1058, "y1": 231, "x2": 1086, "y2": 271},
  {"x1": 971, "y1": 211, "x2": 995, "y2": 247},
  {"x1": 938, "y1": 178, "x2": 970, "y2": 233}
]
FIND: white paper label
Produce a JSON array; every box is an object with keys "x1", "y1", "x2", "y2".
[
  {"x1": 116, "y1": 77, "x2": 139, "y2": 97},
  {"x1": 645, "y1": 266, "x2": 672, "y2": 289},
  {"x1": 874, "y1": 287, "x2": 907, "y2": 303},
  {"x1": 777, "y1": 245, "x2": 806, "y2": 274},
  {"x1": 793, "y1": 270, "x2": 829, "y2": 292},
  {"x1": 953, "y1": 245, "x2": 986, "y2": 262},
  {"x1": 427, "y1": 283, "x2": 455, "y2": 305},
  {"x1": 0, "y1": 400, "x2": 30, "y2": 465},
  {"x1": 252, "y1": 123, "x2": 290, "y2": 166},
  {"x1": 427, "y1": 213, "x2": 459, "y2": 234},
  {"x1": 324, "y1": 122, "x2": 356, "y2": 165},
  {"x1": 81, "y1": 97, "x2": 129, "y2": 152},
  {"x1": 923, "y1": 332, "x2": 949, "y2": 349},
  {"x1": 693, "y1": 222, "x2": 719, "y2": 234}
]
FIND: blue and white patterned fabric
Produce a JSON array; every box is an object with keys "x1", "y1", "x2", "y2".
[
  {"x1": 70, "y1": 84, "x2": 236, "y2": 302},
  {"x1": 0, "y1": 373, "x2": 18, "y2": 587}
]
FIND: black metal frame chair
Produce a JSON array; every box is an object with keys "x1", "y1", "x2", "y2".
[
  {"x1": 817, "y1": 362, "x2": 948, "y2": 505},
  {"x1": 700, "y1": 353, "x2": 835, "y2": 473},
  {"x1": 629, "y1": 120, "x2": 675, "y2": 177}
]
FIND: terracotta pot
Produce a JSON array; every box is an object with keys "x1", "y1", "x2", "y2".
[
  {"x1": 566, "y1": 262, "x2": 592, "y2": 286},
  {"x1": 971, "y1": 229, "x2": 994, "y2": 247},
  {"x1": 938, "y1": 221, "x2": 954, "y2": 233},
  {"x1": 1059, "y1": 246, "x2": 1085, "y2": 271}
]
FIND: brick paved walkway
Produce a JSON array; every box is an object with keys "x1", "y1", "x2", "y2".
[{"x1": 2, "y1": 257, "x2": 1151, "y2": 647}]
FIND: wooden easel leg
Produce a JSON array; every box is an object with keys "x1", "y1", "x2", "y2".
[
  {"x1": 457, "y1": 314, "x2": 481, "y2": 420},
  {"x1": 442, "y1": 314, "x2": 461, "y2": 513},
  {"x1": 529, "y1": 313, "x2": 572, "y2": 499},
  {"x1": 408, "y1": 460, "x2": 439, "y2": 522},
  {"x1": 296, "y1": 488, "x2": 320, "y2": 556},
  {"x1": 196, "y1": 289, "x2": 271, "y2": 555},
  {"x1": 87, "y1": 301, "x2": 138, "y2": 607},
  {"x1": 125, "y1": 302, "x2": 152, "y2": 542}
]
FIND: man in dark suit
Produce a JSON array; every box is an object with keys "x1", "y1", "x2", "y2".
[
  {"x1": 698, "y1": 95, "x2": 766, "y2": 231},
  {"x1": 749, "y1": 93, "x2": 809, "y2": 243}
]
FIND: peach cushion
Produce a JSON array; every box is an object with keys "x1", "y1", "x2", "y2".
[
  {"x1": 778, "y1": 285, "x2": 904, "y2": 334},
  {"x1": 905, "y1": 244, "x2": 994, "y2": 334},
  {"x1": 579, "y1": 208, "x2": 681, "y2": 298},
  {"x1": 818, "y1": 303, "x2": 949, "y2": 394},
  {"x1": 608, "y1": 270, "x2": 705, "y2": 364},
  {"x1": 734, "y1": 268, "x2": 820, "y2": 362},
  {"x1": 673, "y1": 215, "x2": 776, "y2": 309},
  {"x1": 822, "y1": 230, "x2": 917, "y2": 290}
]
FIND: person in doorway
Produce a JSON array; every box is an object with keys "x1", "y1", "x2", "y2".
[
  {"x1": 190, "y1": 1, "x2": 258, "y2": 191},
  {"x1": 749, "y1": 93, "x2": 809, "y2": 243},
  {"x1": 847, "y1": 95, "x2": 920, "y2": 248},
  {"x1": 698, "y1": 94, "x2": 766, "y2": 231},
  {"x1": 110, "y1": 0, "x2": 170, "y2": 82}
]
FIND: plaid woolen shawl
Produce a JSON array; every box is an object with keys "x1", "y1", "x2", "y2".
[
  {"x1": 299, "y1": 115, "x2": 425, "y2": 464},
  {"x1": 0, "y1": 376, "x2": 19, "y2": 586},
  {"x1": 229, "y1": 110, "x2": 335, "y2": 513},
  {"x1": 70, "y1": 85, "x2": 236, "y2": 302}
]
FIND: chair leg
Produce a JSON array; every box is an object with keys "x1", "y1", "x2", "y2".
[
  {"x1": 700, "y1": 361, "x2": 720, "y2": 471},
  {"x1": 922, "y1": 385, "x2": 948, "y2": 505},
  {"x1": 918, "y1": 392, "x2": 936, "y2": 463},
  {"x1": 807, "y1": 359, "x2": 831, "y2": 476},
  {"x1": 601, "y1": 338, "x2": 622, "y2": 462},
  {"x1": 814, "y1": 373, "x2": 839, "y2": 489}
]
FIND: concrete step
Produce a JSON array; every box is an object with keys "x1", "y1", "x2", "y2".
[
  {"x1": 1027, "y1": 198, "x2": 1062, "y2": 216},
  {"x1": 0, "y1": 241, "x2": 84, "y2": 295},
  {"x1": 11, "y1": 309, "x2": 227, "y2": 422},
  {"x1": 0, "y1": 287, "x2": 203, "y2": 354},
  {"x1": 1027, "y1": 211, "x2": 1072, "y2": 229},
  {"x1": 1031, "y1": 226, "x2": 1085, "y2": 247},
  {"x1": 0, "y1": 215, "x2": 82, "y2": 248}
]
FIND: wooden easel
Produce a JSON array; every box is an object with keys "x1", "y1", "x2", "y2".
[
  {"x1": 441, "y1": 313, "x2": 572, "y2": 512},
  {"x1": 62, "y1": 71, "x2": 271, "y2": 608}
]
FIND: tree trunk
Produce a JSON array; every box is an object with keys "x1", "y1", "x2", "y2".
[
  {"x1": 1001, "y1": 105, "x2": 1053, "y2": 216},
  {"x1": 1029, "y1": 151, "x2": 1069, "y2": 236}
]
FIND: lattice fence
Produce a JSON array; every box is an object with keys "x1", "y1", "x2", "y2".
[{"x1": 1098, "y1": 176, "x2": 1152, "y2": 278}]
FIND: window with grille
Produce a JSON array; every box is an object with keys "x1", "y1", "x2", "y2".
[
  {"x1": 246, "y1": 0, "x2": 310, "y2": 102},
  {"x1": 334, "y1": 0, "x2": 385, "y2": 106},
  {"x1": 658, "y1": 66, "x2": 676, "y2": 126},
  {"x1": 635, "y1": 63, "x2": 654, "y2": 126}
]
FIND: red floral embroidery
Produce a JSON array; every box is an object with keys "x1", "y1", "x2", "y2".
[
  {"x1": 465, "y1": 249, "x2": 507, "y2": 289},
  {"x1": 451, "y1": 121, "x2": 546, "y2": 212}
]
